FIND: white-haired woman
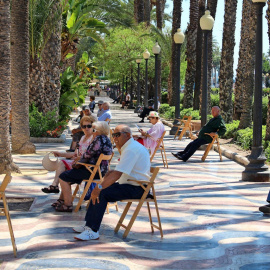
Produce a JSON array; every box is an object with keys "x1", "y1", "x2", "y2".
[
  {"x1": 42, "y1": 115, "x2": 97, "y2": 194},
  {"x1": 134, "y1": 111, "x2": 165, "y2": 155},
  {"x1": 53, "y1": 121, "x2": 113, "y2": 212}
]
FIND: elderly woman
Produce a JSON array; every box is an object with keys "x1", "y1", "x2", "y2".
[
  {"x1": 53, "y1": 121, "x2": 113, "y2": 212},
  {"x1": 42, "y1": 115, "x2": 97, "y2": 194},
  {"x1": 134, "y1": 111, "x2": 165, "y2": 155}
]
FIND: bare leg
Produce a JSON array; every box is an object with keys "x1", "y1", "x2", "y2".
[
  {"x1": 51, "y1": 162, "x2": 66, "y2": 186},
  {"x1": 59, "y1": 179, "x2": 72, "y2": 206}
]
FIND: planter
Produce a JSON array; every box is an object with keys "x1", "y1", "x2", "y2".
[{"x1": 30, "y1": 130, "x2": 67, "y2": 143}]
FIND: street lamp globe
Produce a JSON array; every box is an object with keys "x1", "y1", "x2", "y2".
[
  {"x1": 174, "y1": 29, "x2": 185, "y2": 44},
  {"x1": 143, "y1": 49, "x2": 150, "y2": 60},
  {"x1": 200, "y1": 10, "x2": 214, "y2": 31},
  {"x1": 152, "y1": 42, "x2": 161, "y2": 55},
  {"x1": 136, "y1": 58, "x2": 142, "y2": 64}
]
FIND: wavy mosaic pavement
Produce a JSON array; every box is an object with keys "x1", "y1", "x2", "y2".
[{"x1": 1, "y1": 98, "x2": 270, "y2": 270}]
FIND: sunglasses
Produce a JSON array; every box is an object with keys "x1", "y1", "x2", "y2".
[
  {"x1": 82, "y1": 124, "x2": 92, "y2": 129},
  {"x1": 112, "y1": 132, "x2": 127, "y2": 138}
]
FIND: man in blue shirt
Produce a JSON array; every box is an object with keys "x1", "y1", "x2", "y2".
[{"x1": 98, "y1": 102, "x2": 112, "y2": 122}]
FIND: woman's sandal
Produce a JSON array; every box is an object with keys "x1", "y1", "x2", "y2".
[
  {"x1": 42, "y1": 185, "x2": 60, "y2": 194},
  {"x1": 51, "y1": 199, "x2": 64, "y2": 208},
  {"x1": 55, "y1": 204, "x2": 73, "y2": 212}
]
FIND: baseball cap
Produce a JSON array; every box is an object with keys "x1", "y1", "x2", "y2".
[
  {"x1": 98, "y1": 100, "x2": 104, "y2": 105},
  {"x1": 84, "y1": 106, "x2": 90, "y2": 111}
]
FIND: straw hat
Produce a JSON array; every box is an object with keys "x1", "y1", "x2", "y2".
[
  {"x1": 42, "y1": 152, "x2": 59, "y2": 171},
  {"x1": 147, "y1": 111, "x2": 159, "y2": 118}
]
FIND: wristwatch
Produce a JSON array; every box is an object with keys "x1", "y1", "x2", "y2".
[{"x1": 97, "y1": 184, "x2": 103, "y2": 190}]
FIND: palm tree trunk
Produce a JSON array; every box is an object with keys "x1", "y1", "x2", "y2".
[
  {"x1": 29, "y1": 55, "x2": 45, "y2": 112},
  {"x1": 137, "y1": 0, "x2": 144, "y2": 23},
  {"x1": 41, "y1": 1, "x2": 62, "y2": 115},
  {"x1": 193, "y1": 0, "x2": 205, "y2": 110},
  {"x1": 219, "y1": 0, "x2": 238, "y2": 123},
  {"x1": 0, "y1": 0, "x2": 19, "y2": 173},
  {"x1": 183, "y1": 0, "x2": 199, "y2": 109},
  {"x1": 144, "y1": 0, "x2": 151, "y2": 26},
  {"x1": 169, "y1": 0, "x2": 182, "y2": 106},
  {"x1": 265, "y1": 0, "x2": 270, "y2": 141},
  {"x1": 10, "y1": 0, "x2": 36, "y2": 154},
  {"x1": 238, "y1": 0, "x2": 256, "y2": 129}
]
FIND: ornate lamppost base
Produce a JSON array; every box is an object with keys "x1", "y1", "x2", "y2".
[{"x1": 242, "y1": 146, "x2": 270, "y2": 182}]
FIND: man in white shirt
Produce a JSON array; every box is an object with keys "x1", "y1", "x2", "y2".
[
  {"x1": 73, "y1": 124, "x2": 151, "y2": 241},
  {"x1": 98, "y1": 102, "x2": 112, "y2": 121}
]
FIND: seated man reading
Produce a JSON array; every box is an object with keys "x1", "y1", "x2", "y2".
[
  {"x1": 171, "y1": 106, "x2": 226, "y2": 162},
  {"x1": 72, "y1": 124, "x2": 151, "y2": 241}
]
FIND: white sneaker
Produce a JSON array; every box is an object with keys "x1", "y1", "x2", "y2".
[
  {"x1": 74, "y1": 227, "x2": 99, "y2": 241},
  {"x1": 72, "y1": 225, "x2": 86, "y2": 233}
]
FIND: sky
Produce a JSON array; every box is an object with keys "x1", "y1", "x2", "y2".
[{"x1": 166, "y1": 0, "x2": 269, "y2": 74}]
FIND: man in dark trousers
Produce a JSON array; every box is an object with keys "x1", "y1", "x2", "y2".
[{"x1": 171, "y1": 106, "x2": 226, "y2": 162}]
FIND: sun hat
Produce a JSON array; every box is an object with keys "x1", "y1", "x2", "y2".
[
  {"x1": 42, "y1": 152, "x2": 59, "y2": 171},
  {"x1": 84, "y1": 106, "x2": 90, "y2": 111},
  {"x1": 147, "y1": 111, "x2": 159, "y2": 118},
  {"x1": 98, "y1": 100, "x2": 104, "y2": 105}
]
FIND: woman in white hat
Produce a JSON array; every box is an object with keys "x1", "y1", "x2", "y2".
[
  {"x1": 134, "y1": 111, "x2": 165, "y2": 155},
  {"x1": 41, "y1": 115, "x2": 97, "y2": 194}
]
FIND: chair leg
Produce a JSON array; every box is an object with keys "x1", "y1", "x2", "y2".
[
  {"x1": 71, "y1": 184, "x2": 80, "y2": 203},
  {"x1": 217, "y1": 139, "x2": 222, "y2": 161},
  {"x1": 114, "y1": 202, "x2": 132, "y2": 233},
  {"x1": 178, "y1": 127, "x2": 186, "y2": 140},
  {"x1": 160, "y1": 148, "x2": 165, "y2": 168},
  {"x1": 74, "y1": 181, "x2": 92, "y2": 213},
  {"x1": 3, "y1": 196, "x2": 17, "y2": 257},
  {"x1": 162, "y1": 146, "x2": 168, "y2": 168},
  {"x1": 147, "y1": 202, "x2": 154, "y2": 233},
  {"x1": 174, "y1": 126, "x2": 181, "y2": 140},
  {"x1": 152, "y1": 188, "x2": 163, "y2": 238},
  {"x1": 123, "y1": 200, "x2": 145, "y2": 239},
  {"x1": 201, "y1": 142, "x2": 214, "y2": 162},
  {"x1": 106, "y1": 205, "x2": 110, "y2": 214}
]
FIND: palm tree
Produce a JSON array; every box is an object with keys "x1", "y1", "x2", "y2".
[
  {"x1": 219, "y1": 0, "x2": 238, "y2": 123},
  {"x1": 183, "y1": 0, "x2": 199, "y2": 109},
  {"x1": 265, "y1": 0, "x2": 270, "y2": 141},
  {"x1": 10, "y1": 0, "x2": 36, "y2": 154},
  {"x1": 0, "y1": 0, "x2": 19, "y2": 173},
  {"x1": 144, "y1": 0, "x2": 151, "y2": 26},
  {"x1": 41, "y1": 1, "x2": 62, "y2": 115},
  {"x1": 169, "y1": 0, "x2": 182, "y2": 106},
  {"x1": 234, "y1": 0, "x2": 256, "y2": 129}
]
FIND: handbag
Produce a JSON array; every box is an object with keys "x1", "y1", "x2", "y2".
[{"x1": 42, "y1": 152, "x2": 59, "y2": 171}]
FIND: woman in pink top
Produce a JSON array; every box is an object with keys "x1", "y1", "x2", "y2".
[
  {"x1": 41, "y1": 115, "x2": 97, "y2": 194},
  {"x1": 134, "y1": 111, "x2": 165, "y2": 155}
]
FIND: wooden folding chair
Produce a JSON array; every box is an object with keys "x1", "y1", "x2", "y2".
[
  {"x1": 109, "y1": 128, "x2": 114, "y2": 145},
  {"x1": 71, "y1": 153, "x2": 113, "y2": 212},
  {"x1": 0, "y1": 173, "x2": 17, "y2": 257},
  {"x1": 114, "y1": 167, "x2": 163, "y2": 239},
  {"x1": 201, "y1": 133, "x2": 222, "y2": 162},
  {"x1": 150, "y1": 131, "x2": 168, "y2": 168},
  {"x1": 173, "y1": 115, "x2": 193, "y2": 140}
]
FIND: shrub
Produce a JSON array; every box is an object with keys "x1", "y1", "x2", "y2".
[
  {"x1": 263, "y1": 88, "x2": 270, "y2": 97},
  {"x1": 222, "y1": 120, "x2": 240, "y2": 139},
  {"x1": 211, "y1": 88, "x2": 219, "y2": 94},
  {"x1": 235, "y1": 128, "x2": 253, "y2": 150},
  {"x1": 180, "y1": 108, "x2": 201, "y2": 120},
  {"x1": 264, "y1": 141, "x2": 270, "y2": 162},
  {"x1": 161, "y1": 92, "x2": 168, "y2": 103},
  {"x1": 29, "y1": 104, "x2": 67, "y2": 137},
  {"x1": 262, "y1": 96, "x2": 268, "y2": 125},
  {"x1": 211, "y1": 94, "x2": 219, "y2": 107}
]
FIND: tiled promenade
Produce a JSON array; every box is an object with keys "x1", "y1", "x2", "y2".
[{"x1": 1, "y1": 97, "x2": 270, "y2": 270}]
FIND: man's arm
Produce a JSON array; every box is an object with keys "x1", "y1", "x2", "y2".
[
  {"x1": 90, "y1": 170, "x2": 123, "y2": 205},
  {"x1": 217, "y1": 119, "x2": 227, "y2": 137}
]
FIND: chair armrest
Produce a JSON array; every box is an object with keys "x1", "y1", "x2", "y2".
[
  {"x1": 77, "y1": 162, "x2": 95, "y2": 168},
  {"x1": 127, "y1": 179, "x2": 152, "y2": 185}
]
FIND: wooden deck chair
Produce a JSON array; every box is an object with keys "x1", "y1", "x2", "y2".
[
  {"x1": 150, "y1": 131, "x2": 168, "y2": 168},
  {"x1": 201, "y1": 133, "x2": 222, "y2": 162},
  {"x1": 114, "y1": 167, "x2": 163, "y2": 239},
  {"x1": 110, "y1": 128, "x2": 114, "y2": 145},
  {"x1": 0, "y1": 173, "x2": 17, "y2": 257},
  {"x1": 71, "y1": 154, "x2": 113, "y2": 212},
  {"x1": 173, "y1": 116, "x2": 193, "y2": 140}
]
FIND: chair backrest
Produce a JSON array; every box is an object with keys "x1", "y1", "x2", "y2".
[
  {"x1": 0, "y1": 173, "x2": 12, "y2": 193},
  {"x1": 183, "y1": 115, "x2": 192, "y2": 126},
  {"x1": 150, "y1": 131, "x2": 166, "y2": 162},
  {"x1": 149, "y1": 167, "x2": 159, "y2": 183}
]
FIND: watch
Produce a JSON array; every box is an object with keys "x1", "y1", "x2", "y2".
[{"x1": 97, "y1": 184, "x2": 103, "y2": 190}]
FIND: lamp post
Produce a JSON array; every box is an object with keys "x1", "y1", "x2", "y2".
[
  {"x1": 143, "y1": 49, "x2": 150, "y2": 107},
  {"x1": 170, "y1": 29, "x2": 185, "y2": 135},
  {"x1": 200, "y1": 10, "x2": 214, "y2": 127},
  {"x1": 152, "y1": 42, "x2": 161, "y2": 111},
  {"x1": 242, "y1": 0, "x2": 270, "y2": 182},
  {"x1": 134, "y1": 57, "x2": 142, "y2": 113}
]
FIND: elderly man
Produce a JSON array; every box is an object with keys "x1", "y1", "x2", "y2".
[
  {"x1": 172, "y1": 106, "x2": 226, "y2": 162},
  {"x1": 98, "y1": 102, "x2": 112, "y2": 121},
  {"x1": 73, "y1": 124, "x2": 151, "y2": 241},
  {"x1": 96, "y1": 100, "x2": 104, "y2": 117}
]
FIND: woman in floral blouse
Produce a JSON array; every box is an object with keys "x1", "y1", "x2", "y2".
[{"x1": 52, "y1": 121, "x2": 113, "y2": 212}]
